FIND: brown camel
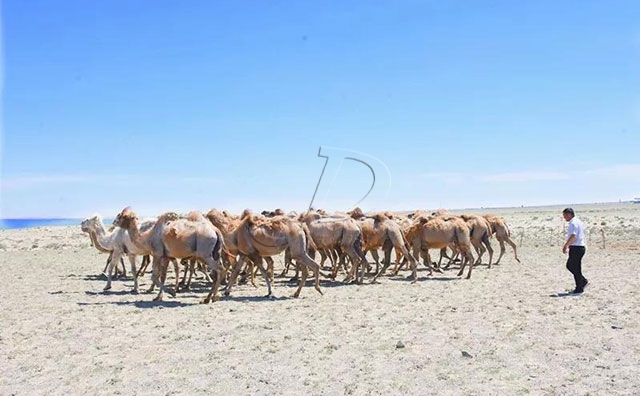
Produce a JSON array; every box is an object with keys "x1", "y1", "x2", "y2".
[
  {"x1": 214, "y1": 210, "x2": 327, "y2": 299},
  {"x1": 483, "y1": 214, "x2": 521, "y2": 264},
  {"x1": 404, "y1": 214, "x2": 475, "y2": 279},
  {"x1": 298, "y1": 210, "x2": 367, "y2": 283},
  {"x1": 459, "y1": 214, "x2": 494, "y2": 267},
  {"x1": 206, "y1": 209, "x2": 276, "y2": 287},
  {"x1": 113, "y1": 208, "x2": 224, "y2": 303},
  {"x1": 347, "y1": 209, "x2": 422, "y2": 282}
]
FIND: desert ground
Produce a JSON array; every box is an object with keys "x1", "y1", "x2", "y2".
[{"x1": 1, "y1": 203, "x2": 639, "y2": 395}]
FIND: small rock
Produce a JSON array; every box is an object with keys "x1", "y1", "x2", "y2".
[
  {"x1": 611, "y1": 325, "x2": 622, "y2": 329},
  {"x1": 396, "y1": 341, "x2": 405, "y2": 349},
  {"x1": 461, "y1": 351, "x2": 473, "y2": 358}
]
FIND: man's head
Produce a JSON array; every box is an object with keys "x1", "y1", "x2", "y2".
[{"x1": 562, "y1": 207, "x2": 575, "y2": 221}]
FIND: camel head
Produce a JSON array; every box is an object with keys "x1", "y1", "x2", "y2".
[
  {"x1": 298, "y1": 211, "x2": 321, "y2": 223},
  {"x1": 157, "y1": 212, "x2": 180, "y2": 223},
  {"x1": 347, "y1": 207, "x2": 365, "y2": 220},
  {"x1": 81, "y1": 215, "x2": 102, "y2": 233},
  {"x1": 113, "y1": 207, "x2": 137, "y2": 228}
]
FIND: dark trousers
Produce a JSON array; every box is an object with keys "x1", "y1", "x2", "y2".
[{"x1": 566, "y1": 246, "x2": 587, "y2": 290}]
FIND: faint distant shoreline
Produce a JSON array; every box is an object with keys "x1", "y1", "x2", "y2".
[{"x1": 0, "y1": 218, "x2": 82, "y2": 230}]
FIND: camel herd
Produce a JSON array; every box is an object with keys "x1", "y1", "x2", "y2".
[{"x1": 81, "y1": 207, "x2": 520, "y2": 303}]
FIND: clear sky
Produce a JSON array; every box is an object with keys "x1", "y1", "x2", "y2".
[{"x1": 2, "y1": 1, "x2": 639, "y2": 218}]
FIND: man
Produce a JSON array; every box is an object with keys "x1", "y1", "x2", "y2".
[{"x1": 562, "y1": 208, "x2": 588, "y2": 293}]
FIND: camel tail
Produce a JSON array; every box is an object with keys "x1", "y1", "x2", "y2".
[
  {"x1": 212, "y1": 230, "x2": 223, "y2": 262},
  {"x1": 400, "y1": 228, "x2": 411, "y2": 251},
  {"x1": 301, "y1": 223, "x2": 318, "y2": 251},
  {"x1": 354, "y1": 233, "x2": 367, "y2": 262}
]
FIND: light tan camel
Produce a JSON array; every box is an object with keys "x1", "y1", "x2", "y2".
[
  {"x1": 483, "y1": 214, "x2": 520, "y2": 264},
  {"x1": 404, "y1": 214, "x2": 475, "y2": 279},
  {"x1": 81, "y1": 221, "x2": 126, "y2": 278},
  {"x1": 114, "y1": 208, "x2": 224, "y2": 303},
  {"x1": 221, "y1": 210, "x2": 327, "y2": 299},
  {"x1": 298, "y1": 210, "x2": 367, "y2": 283},
  {"x1": 80, "y1": 215, "x2": 157, "y2": 293}
]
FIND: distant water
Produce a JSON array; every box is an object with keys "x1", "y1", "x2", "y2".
[{"x1": 0, "y1": 218, "x2": 82, "y2": 230}]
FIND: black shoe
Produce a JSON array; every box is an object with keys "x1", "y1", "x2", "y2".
[
  {"x1": 582, "y1": 279, "x2": 589, "y2": 289},
  {"x1": 571, "y1": 288, "x2": 584, "y2": 294}
]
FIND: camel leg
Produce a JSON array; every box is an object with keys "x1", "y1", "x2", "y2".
[
  {"x1": 104, "y1": 251, "x2": 122, "y2": 291},
  {"x1": 371, "y1": 249, "x2": 381, "y2": 275},
  {"x1": 456, "y1": 248, "x2": 475, "y2": 278},
  {"x1": 482, "y1": 235, "x2": 494, "y2": 269},
  {"x1": 151, "y1": 256, "x2": 171, "y2": 301},
  {"x1": 292, "y1": 261, "x2": 309, "y2": 298},
  {"x1": 137, "y1": 255, "x2": 150, "y2": 277},
  {"x1": 506, "y1": 237, "x2": 521, "y2": 263},
  {"x1": 119, "y1": 257, "x2": 127, "y2": 278},
  {"x1": 494, "y1": 240, "x2": 506, "y2": 265},
  {"x1": 253, "y1": 256, "x2": 273, "y2": 297},
  {"x1": 472, "y1": 241, "x2": 484, "y2": 266},
  {"x1": 319, "y1": 250, "x2": 328, "y2": 268},
  {"x1": 280, "y1": 248, "x2": 294, "y2": 277},
  {"x1": 223, "y1": 255, "x2": 247, "y2": 296},
  {"x1": 463, "y1": 249, "x2": 475, "y2": 279},
  {"x1": 264, "y1": 256, "x2": 275, "y2": 283},
  {"x1": 394, "y1": 248, "x2": 404, "y2": 271},
  {"x1": 203, "y1": 259, "x2": 223, "y2": 304},
  {"x1": 292, "y1": 253, "x2": 323, "y2": 297},
  {"x1": 128, "y1": 254, "x2": 139, "y2": 294},
  {"x1": 330, "y1": 249, "x2": 338, "y2": 270},
  {"x1": 102, "y1": 252, "x2": 113, "y2": 275}
]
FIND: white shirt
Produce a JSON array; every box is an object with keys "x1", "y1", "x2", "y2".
[{"x1": 567, "y1": 217, "x2": 586, "y2": 247}]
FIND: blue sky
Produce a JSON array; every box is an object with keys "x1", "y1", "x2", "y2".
[{"x1": 2, "y1": 1, "x2": 639, "y2": 218}]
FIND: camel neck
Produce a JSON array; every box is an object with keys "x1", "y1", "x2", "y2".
[
  {"x1": 91, "y1": 220, "x2": 114, "y2": 251},
  {"x1": 127, "y1": 218, "x2": 150, "y2": 252},
  {"x1": 89, "y1": 231, "x2": 111, "y2": 253}
]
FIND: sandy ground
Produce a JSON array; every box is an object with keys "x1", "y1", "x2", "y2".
[{"x1": 1, "y1": 203, "x2": 639, "y2": 395}]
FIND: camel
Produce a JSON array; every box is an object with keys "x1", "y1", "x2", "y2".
[
  {"x1": 298, "y1": 210, "x2": 367, "y2": 283},
  {"x1": 404, "y1": 214, "x2": 475, "y2": 279},
  {"x1": 459, "y1": 214, "x2": 494, "y2": 267},
  {"x1": 205, "y1": 209, "x2": 276, "y2": 287},
  {"x1": 80, "y1": 215, "x2": 158, "y2": 293},
  {"x1": 346, "y1": 209, "x2": 422, "y2": 282},
  {"x1": 221, "y1": 210, "x2": 327, "y2": 299},
  {"x1": 483, "y1": 214, "x2": 521, "y2": 264},
  {"x1": 113, "y1": 208, "x2": 224, "y2": 302},
  {"x1": 81, "y1": 221, "x2": 126, "y2": 278}
]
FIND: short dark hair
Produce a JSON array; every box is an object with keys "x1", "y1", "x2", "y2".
[{"x1": 562, "y1": 207, "x2": 575, "y2": 216}]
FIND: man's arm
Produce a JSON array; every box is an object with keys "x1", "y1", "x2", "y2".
[{"x1": 563, "y1": 234, "x2": 577, "y2": 254}]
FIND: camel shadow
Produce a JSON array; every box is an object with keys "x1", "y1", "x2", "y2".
[
  {"x1": 270, "y1": 278, "x2": 351, "y2": 289},
  {"x1": 79, "y1": 274, "x2": 129, "y2": 282},
  {"x1": 223, "y1": 294, "x2": 292, "y2": 302},
  {"x1": 85, "y1": 290, "x2": 138, "y2": 296},
  {"x1": 386, "y1": 275, "x2": 461, "y2": 283},
  {"x1": 77, "y1": 300, "x2": 192, "y2": 308}
]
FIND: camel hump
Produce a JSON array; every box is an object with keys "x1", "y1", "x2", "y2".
[
  {"x1": 240, "y1": 209, "x2": 253, "y2": 220},
  {"x1": 167, "y1": 227, "x2": 178, "y2": 238},
  {"x1": 372, "y1": 213, "x2": 388, "y2": 222}
]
